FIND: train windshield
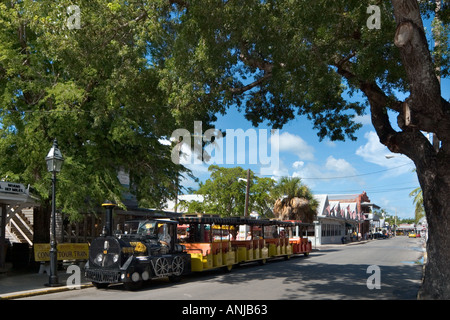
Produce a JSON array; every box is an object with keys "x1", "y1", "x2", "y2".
[
  {"x1": 123, "y1": 221, "x2": 140, "y2": 234},
  {"x1": 123, "y1": 220, "x2": 157, "y2": 237},
  {"x1": 137, "y1": 220, "x2": 158, "y2": 237}
]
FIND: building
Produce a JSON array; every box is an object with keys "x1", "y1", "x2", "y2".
[
  {"x1": 361, "y1": 201, "x2": 384, "y2": 236},
  {"x1": 311, "y1": 192, "x2": 380, "y2": 245},
  {"x1": 0, "y1": 182, "x2": 38, "y2": 270}
]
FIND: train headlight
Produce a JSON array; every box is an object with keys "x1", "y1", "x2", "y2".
[
  {"x1": 95, "y1": 253, "x2": 103, "y2": 264},
  {"x1": 113, "y1": 254, "x2": 119, "y2": 263}
]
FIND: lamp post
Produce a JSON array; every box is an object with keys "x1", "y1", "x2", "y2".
[
  {"x1": 45, "y1": 139, "x2": 64, "y2": 287},
  {"x1": 238, "y1": 169, "x2": 251, "y2": 217}
]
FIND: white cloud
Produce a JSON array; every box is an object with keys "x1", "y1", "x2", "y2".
[
  {"x1": 355, "y1": 131, "x2": 413, "y2": 175},
  {"x1": 271, "y1": 132, "x2": 315, "y2": 161},
  {"x1": 259, "y1": 158, "x2": 289, "y2": 179},
  {"x1": 291, "y1": 156, "x2": 362, "y2": 187},
  {"x1": 325, "y1": 156, "x2": 358, "y2": 177},
  {"x1": 292, "y1": 161, "x2": 304, "y2": 169},
  {"x1": 353, "y1": 114, "x2": 372, "y2": 126}
]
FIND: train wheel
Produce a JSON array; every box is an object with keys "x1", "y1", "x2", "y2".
[
  {"x1": 154, "y1": 257, "x2": 170, "y2": 276},
  {"x1": 222, "y1": 264, "x2": 233, "y2": 272},
  {"x1": 92, "y1": 282, "x2": 108, "y2": 289},
  {"x1": 171, "y1": 256, "x2": 185, "y2": 276},
  {"x1": 124, "y1": 280, "x2": 142, "y2": 291},
  {"x1": 169, "y1": 275, "x2": 182, "y2": 283}
]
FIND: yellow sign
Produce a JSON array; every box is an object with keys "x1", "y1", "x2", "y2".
[{"x1": 34, "y1": 243, "x2": 89, "y2": 262}]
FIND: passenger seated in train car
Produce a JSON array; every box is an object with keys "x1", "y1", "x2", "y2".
[{"x1": 157, "y1": 223, "x2": 171, "y2": 247}]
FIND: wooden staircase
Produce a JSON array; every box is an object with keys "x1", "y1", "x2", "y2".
[{"x1": 5, "y1": 206, "x2": 34, "y2": 246}]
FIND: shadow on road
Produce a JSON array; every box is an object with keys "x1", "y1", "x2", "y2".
[
  {"x1": 96, "y1": 251, "x2": 423, "y2": 300},
  {"x1": 204, "y1": 256, "x2": 423, "y2": 300}
]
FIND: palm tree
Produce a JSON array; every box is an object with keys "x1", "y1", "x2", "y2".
[
  {"x1": 272, "y1": 177, "x2": 318, "y2": 223},
  {"x1": 409, "y1": 187, "x2": 425, "y2": 224}
]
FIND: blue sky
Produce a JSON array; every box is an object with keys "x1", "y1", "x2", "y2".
[{"x1": 178, "y1": 75, "x2": 449, "y2": 220}]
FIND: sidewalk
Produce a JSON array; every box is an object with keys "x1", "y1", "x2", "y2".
[
  {"x1": 315, "y1": 238, "x2": 372, "y2": 250},
  {"x1": 0, "y1": 263, "x2": 92, "y2": 300}
]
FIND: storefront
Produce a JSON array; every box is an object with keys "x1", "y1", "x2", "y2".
[{"x1": 312, "y1": 194, "x2": 367, "y2": 245}]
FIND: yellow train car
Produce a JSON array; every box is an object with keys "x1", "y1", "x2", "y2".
[{"x1": 175, "y1": 216, "x2": 312, "y2": 273}]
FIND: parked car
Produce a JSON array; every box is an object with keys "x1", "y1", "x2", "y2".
[
  {"x1": 374, "y1": 232, "x2": 388, "y2": 239},
  {"x1": 408, "y1": 233, "x2": 417, "y2": 238}
]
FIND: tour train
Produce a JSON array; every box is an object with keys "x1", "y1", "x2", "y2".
[{"x1": 84, "y1": 203, "x2": 313, "y2": 290}]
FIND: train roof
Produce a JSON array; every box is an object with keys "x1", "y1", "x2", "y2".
[{"x1": 173, "y1": 216, "x2": 313, "y2": 227}]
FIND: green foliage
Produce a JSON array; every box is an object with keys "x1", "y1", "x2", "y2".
[
  {"x1": 0, "y1": 0, "x2": 213, "y2": 221},
  {"x1": 272, "y1": 177, "x2": 318, "y2": 222},
  {"x1": 151, "y1": 0, "x2": 448, "y2": 140},
  {"x1": 409, "y1": 187, "x2": 425, "y2": 224},
  {"x1": 271, "y1": 177, "x2": 316, "y2": 201},
  {"x1": 184, "y1": 165, "x2": 276, "y2": 217},
  {"x1": 1, "y1": 0, "x2": 448, "y2": 223},
  {"x1": 183, "y1": 167, "x2": 318, "y2": 219},
  {"x1": 153, "y1": 0, "x2": 414, "y2": 140}
]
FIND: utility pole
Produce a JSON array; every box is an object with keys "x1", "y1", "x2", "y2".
[
  {"x1": 394, "y1": 208, "x2": 397, "y2": 237},
  {"x1": 244, "y1": 169, "x2": 250, "y2": 217}
]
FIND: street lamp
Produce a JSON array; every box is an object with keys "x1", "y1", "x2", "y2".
[
  {"x1": 238, "y1": 169, "x2": 251, "y2": 217},
  {"x1": 45, "y1": 139, "x2": 64, "y2": 287}
]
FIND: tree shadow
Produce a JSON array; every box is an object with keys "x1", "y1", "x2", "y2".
[
  {"x1": 205, "y1": 256, "x2": 423, "y2": 300},
  {"x1": 104, "y1": 253, "x2": 422, "y2": 300}
]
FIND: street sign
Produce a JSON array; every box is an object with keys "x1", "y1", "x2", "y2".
[{"x1": 0, "y1": 182, "x2": 26, "y2": 194}]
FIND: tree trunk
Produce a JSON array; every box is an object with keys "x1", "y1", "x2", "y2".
[
  {"x1": 358, "y1": 0, "x2": 450, "y2": 299},
  {"x1": 416, "y1": 156, "x2": 450, "y2": 299},
  {"x1": 338, "y1": 0, "x2": 450, "y2": 300}
]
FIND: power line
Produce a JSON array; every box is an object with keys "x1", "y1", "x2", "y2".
[
  {"x1": 313, "y1": 186, "x2": 419, "y2": 195},
  {"x1": 298, "y1": 163, "x2": 413, "y2": 180}
]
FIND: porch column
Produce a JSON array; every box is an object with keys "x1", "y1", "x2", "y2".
[{"x1": 0, "y1": 204, "x2": 6, "y2": 269}]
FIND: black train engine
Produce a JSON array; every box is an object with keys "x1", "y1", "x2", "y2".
[{"x1": 84, "y1": 204, "x2": 190, "y2": 290}]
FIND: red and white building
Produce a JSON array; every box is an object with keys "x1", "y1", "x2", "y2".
[{"x1": 311, "y1": 192, "x2": 380, "y2": 246}]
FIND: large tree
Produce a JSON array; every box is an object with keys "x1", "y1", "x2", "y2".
[
  {"x1": 152, "y1": 0, "x2": 450, "y2": 299},
  {"x1": 0, "y1": 0, "x2": 215, "y2": 240}
]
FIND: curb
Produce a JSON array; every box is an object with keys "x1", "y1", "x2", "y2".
[{"x1": 0, "y1": 283, "x2": 93, "y2": 300}]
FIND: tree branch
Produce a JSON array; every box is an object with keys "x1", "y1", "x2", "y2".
[
  {"x1": 360, "y1": 80, "x2": 436, "y2": 166},
  {"x1": 392, "y1": 0, "x2": 450, "y2": 144},
  {"x1": 226, "y1": 42, "x2": 274, "y2": 95},
  {"x1": 228, "y1": 73, "x2": 271, "y2": 95},
  {"x1": 169, "y1": 0, "x2": 189, "y2": 8},
  {"x1": 238, "y1": 41, "x2": 273, "y2": 73}
]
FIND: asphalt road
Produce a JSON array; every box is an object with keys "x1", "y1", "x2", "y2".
[{"x1": 21, "y1": 236, "x2": 424, "y2": 300}]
